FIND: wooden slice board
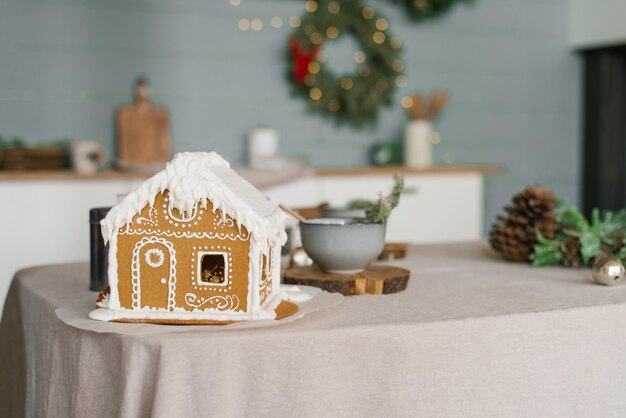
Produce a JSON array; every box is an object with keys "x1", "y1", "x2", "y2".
[
  {"x1": 117, "y1": 102, "x2": 171, "y2": 166},
  {"x1": 378, "y1": 242, "x2": 408, "y2": 261},
  {"x1": 283, "y1": 264, "x2": 410, "y2": 295}
]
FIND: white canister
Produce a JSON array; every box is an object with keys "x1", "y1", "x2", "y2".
[
  {"x1": 248, "y1": 126, "x2": 279, "y2": 166},
  {"x1": 72, "y1": 140, "x2": 105, "y2": 174},
  {"x1": 404, "y1": 120, "x2": 433, "y2": 168}
]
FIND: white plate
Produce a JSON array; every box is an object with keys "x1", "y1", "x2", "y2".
[{"x1": 55, "y1": 285, "x2": 343, "y2": 335}]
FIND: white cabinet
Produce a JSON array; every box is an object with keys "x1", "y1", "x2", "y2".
[
  {"x1": 259, "y1": 177, "x2": 321, "y2": 208},
  {"x1": 319, "y1": 173, "x2": 482, "y2": 243},
  {"x1": 0, "y1": 178, "x2": 143, "y2": 317},
  {"x1": 265, "y1": 172, "x2": 484, "y2": 244},
  {"x1": 570, "y1": 0, "x2": 626, "y2": 49}
]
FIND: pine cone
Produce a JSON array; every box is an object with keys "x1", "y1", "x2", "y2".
[
  {"x1": 562, "y1": 236, "x2": 583, "y2": 267},
  {"x1": 601, "y1": 234, "x2": 625, "y2": 255},
  {"x1": 489, "y1": 185, "x2": 558, "y2": 262}
]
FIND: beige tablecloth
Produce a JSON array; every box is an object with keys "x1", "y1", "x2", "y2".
[{"x1": 3, "y1": 242, "x2": 626, "y2": 418}]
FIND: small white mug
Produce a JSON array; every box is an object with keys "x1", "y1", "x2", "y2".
[
  {"x1": 72, "y1": 140, "x2": 105, "y2": 174},
  {"x1": 248, "y1": 126, "x2": 279, "y2": 166}
]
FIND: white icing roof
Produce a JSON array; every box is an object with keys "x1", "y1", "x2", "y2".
[{"x1": 101, "y1": 152, "x2": 286, "y2": 246}]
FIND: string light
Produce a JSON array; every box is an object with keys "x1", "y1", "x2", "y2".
[
  {"x1": 375, "y1": 18, "x2": 388, "y2": 31},
  {"x1": 401, "y1": 96, "x2": 414, "y2": 109},
  {"x1": 238, "y1": 19, "x2": 250, "y2": 31},
  {"x1": 341, "y1": 77, "x2": 353, "y2": 90},
  {"x1": 308, "y1": 61, "x2": 320, "y2": 74},
  {"x1": 392, "y1": 59, "x2": 404, "y2": 72},
  {"x1": 362, "y1": 6, "x2": 374, "y2": 19},
  {"x1": 328, "y1": 99, "x2": 340, "y2": 111},
  {"x1": 373, "y1": 31, "x2": 385, "y2": 44},
  {"x1": 229, "y1": 0, "x2": 241, "y2": 6},
  {"x1": 251, "y1": 18, "x2": 263, "y2": 31},
  {"x1": 359, "y1": 65, "x2": 371, "y2": 77},
  {"x1": 326, "y1": 26, "x2": 339, "y2": 39},
  {"x1": 354, "y1": 51, "x2": 366, "y2": 64},
  {"x1": 309, "y1": 87, "x2": 322, "y2": 100},
  {"x1": 375, "y1": 79, "x2": 388, "y2": 92},
  {"x1": 271, "y1": 16, "x2": 283, "y2": 29},
  {"x1": 305, "y1": 0, "x2": 318, "y2": 13},
  {"x1": 310, "y1": 32, "x2": 323, "y2": 44},
  {"x1": 390, "y1": 37, "x2": 402, "y2": 49},
  {"x1": 289, "y1": 16, "x2": 301, "y2": 28},
  {"x1": 429, "y1": 132, "x2": 442, "y2": 145},
  {"x1": 328, "y1": 1, "x2": 340, "y2": 14},
  {"x1": 395, "y1": 75, "x2": 408, "y2": 87}
]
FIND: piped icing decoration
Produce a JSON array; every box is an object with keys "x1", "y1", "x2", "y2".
[
  {"x1": 101, "y1": 152, "x2": 287, "y2": 251},
  {"x1": 93, "y1": 151, "x2": 292, "y2": 323}
]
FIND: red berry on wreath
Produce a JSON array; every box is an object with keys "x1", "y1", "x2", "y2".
[{"x1": 288, "y1": 37, "x2": 321, "y2": 85}]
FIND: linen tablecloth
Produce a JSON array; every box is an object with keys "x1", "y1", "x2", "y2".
[{"x1": 3, "y1": 242, "x2": 626, "y2": 417}]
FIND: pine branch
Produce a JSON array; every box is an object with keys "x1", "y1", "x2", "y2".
[
  {"x1": 531, "y1": 200, "x2": 626, "y2": 267},
  {"x1": 349, "y1": 175, "x2": 404, "y2": 224},
  {"x1": 346, "y1": 199, "x2": 373, "y2": 210},
  {"x1": 531, "y1": 230, "x2": 564, "y2": 267}
]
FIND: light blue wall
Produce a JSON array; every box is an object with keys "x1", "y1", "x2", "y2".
[{"x1": 0, "y1": 0, "x2": 580, "y2": 233}]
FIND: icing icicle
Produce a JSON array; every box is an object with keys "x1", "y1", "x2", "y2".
[{"x1": 101, "y1": 152, "x2": 287, "y2": 248}]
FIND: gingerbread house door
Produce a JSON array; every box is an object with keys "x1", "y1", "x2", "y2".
[{"x1": 131, "y1": 237, "x2": 176, "y2": 310}]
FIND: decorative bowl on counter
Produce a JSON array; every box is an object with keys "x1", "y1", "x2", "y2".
[{"x1": 300, "y1": 218, "x2": 386, "y2": 274}]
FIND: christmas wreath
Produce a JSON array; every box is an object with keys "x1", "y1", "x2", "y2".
[
  {"x1": 388, "y1": 0, "x2": 469, "y2": 20},
  {"x1": 288, "y1": 0, "x2": 404, "y2": 127}
]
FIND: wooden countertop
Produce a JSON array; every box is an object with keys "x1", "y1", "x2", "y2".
[
  {"x1": 0, "y1": 170, "x2": 150, "y2": 182},
  {"x1": 0, "y1": 164, "x2": 503, "y2": 182},
  {"x1": 314, "y1": 165, "x2": 504, "y2": 176}
]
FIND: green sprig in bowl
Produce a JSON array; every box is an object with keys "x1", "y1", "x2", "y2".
[{"x1": 300, "y1": 175, "x2": 404, "y2": 274}]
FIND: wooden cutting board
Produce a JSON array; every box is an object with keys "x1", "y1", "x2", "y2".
[
  {"x1": 378, "y1": 242, "x2": 408, "y2": 261},
  {"x1": 116, "y1": 80, "x2": 171, "y2": 167},
  {"x1": 283, "y1": 264, "x2": 410, "y2": 295}
]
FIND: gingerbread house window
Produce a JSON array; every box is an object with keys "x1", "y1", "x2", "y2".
[{"x1": 198, "y1": 252, "x2": 229, "y2": 286}]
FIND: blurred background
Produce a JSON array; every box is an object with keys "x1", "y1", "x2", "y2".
[{"x1": 0, "y1": 0, "x2": 623, "y2": 314}]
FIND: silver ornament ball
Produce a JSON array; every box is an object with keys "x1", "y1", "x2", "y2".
[{"x1": 592, "y1": 256, "x2": 625, "y2": 286}]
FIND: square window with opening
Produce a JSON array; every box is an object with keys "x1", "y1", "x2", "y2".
[{"x1": 197, "y1": 252, "x2": 229, "y2": 286}]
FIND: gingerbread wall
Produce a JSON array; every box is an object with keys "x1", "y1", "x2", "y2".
[
  {"x1": 259, "y1": 254, "x2": 273, "y2": 306},
  {"x1": 115, "y1": 191, "x2": 252, "y2": 313}
]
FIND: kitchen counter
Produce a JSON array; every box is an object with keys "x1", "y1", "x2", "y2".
[
  {"x1": 0, "y1": 169, "x2": 149, "y2": 181},
  {"x1": 0, "y1": 167, "x2": 312, "y2": 190},
  {"x1": 314, "y1": 164, "x2": 503, "y2": 176},
  {"x1": 0, "y1": 164, "x2": 503, "y2": 182}
]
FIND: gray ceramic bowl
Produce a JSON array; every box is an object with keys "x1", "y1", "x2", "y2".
[
  {"x1": 322, "y1": 206, "x2": 366, "y2": 219},
  {"x1": 300, "y1": 218, "x2": 386, "y2": 274}
]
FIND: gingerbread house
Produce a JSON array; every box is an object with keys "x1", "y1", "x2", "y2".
[{"x1": 89, "y1": 152, "x2": 288, "y2": 323}]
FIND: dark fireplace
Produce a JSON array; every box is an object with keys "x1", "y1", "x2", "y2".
[{"x1": 582, "y1": 46, "x2": 626, "y2": 216}]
